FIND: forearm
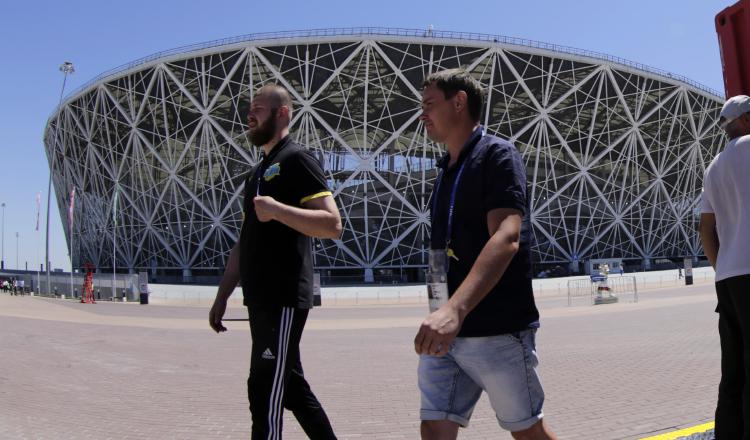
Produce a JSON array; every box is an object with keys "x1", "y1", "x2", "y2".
[
  {"x1": 699, "y1": 227, "x2": 719, "y2": 269},
  {"x1": 215, "y1": 244, "x2": 241, "y2": 301},
  {"x1": 448, "y1": 231, "x2": 519, "y2": 320},
  {"x1": 273, "y1": 204, "x2": 342, "y2": 239}
]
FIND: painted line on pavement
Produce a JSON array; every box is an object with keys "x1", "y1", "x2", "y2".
[{"x1": 640, "y1": 421, "x2": 714, "y2": 439}]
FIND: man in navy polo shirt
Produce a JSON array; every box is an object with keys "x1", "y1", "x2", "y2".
[
  {"x1": 414, "y1": 69, "x2": 557, "y2": 440},
  {"x1": 209, "y1": 84, "x2": 341, "y2": 440}
]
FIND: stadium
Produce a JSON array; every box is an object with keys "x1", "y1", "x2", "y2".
[{"x1": 43, "y1": 28, "x2": 726, "y2": 283}]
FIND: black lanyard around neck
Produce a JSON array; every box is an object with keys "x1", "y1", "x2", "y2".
[{"x1": 431, "y1": 128, "x2": 484, "y2": 248}]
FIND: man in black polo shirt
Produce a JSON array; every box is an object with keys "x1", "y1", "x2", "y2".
[
  {"x1": 209, "y1": 84, "x2": 341, "y2": 440},
  {"x1": 414, "y1": 69, "x2": 557, "y2": 440}
]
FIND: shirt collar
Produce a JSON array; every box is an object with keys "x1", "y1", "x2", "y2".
[
  {"x1": 437, "y1": 126, "x2": 484, "y2": 170},
  {"x1": 262, "y1": 135, "x2": 291, "y2": 162}
]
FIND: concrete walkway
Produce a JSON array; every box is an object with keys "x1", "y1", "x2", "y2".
[{"x1": 0, "y1": 282, "x2": 720, "y2": 439}]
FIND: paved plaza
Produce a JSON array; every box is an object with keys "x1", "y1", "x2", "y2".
[{"x1": 0, "y1": 281, "x2": 720, "y2": 439}]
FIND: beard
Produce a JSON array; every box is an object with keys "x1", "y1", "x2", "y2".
[{"x1": 249, "y1": 108, "x2": 277, "y2": 147}]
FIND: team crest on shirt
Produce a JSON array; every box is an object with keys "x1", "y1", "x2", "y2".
[{"x1": 263, "y1": 163, "x2": 281, "y2": 181}]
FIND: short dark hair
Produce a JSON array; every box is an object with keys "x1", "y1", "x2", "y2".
[
  {"x1": 422, "y1": 68, "x2": 485, "y2": 122},
  {"x1": 256, "y1": 84, "x2": 293, "y2": 117}
]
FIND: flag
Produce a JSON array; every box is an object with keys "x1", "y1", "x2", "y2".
[
  {"x1": 68, "y1": 187, "x2": 76, "y2": 233},
  {"x1": 112, "y1": 187, "x2": 119, "y2": 226},
  {"x1": 35, "y1": 192, "x2": 41, "y2": 231}
]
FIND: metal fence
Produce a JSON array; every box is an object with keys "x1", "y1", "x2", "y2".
[
  {"x1": 567, "y1": 276, "x2": 638, "y2": 307},
  {"x1": 0, "y1": 271, "x2": 139, "y2": 301}
]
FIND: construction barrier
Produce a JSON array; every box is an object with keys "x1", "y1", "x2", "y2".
[
  {"x1": 716, "y1": 0, "x2": 750, "y2": 97},
  {"x1": 567, "y1": 275, "x2": 638, "y2": 307}
]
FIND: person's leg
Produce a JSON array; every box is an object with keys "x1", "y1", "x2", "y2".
[
  {"x1": 420, "y1": 420, "x2": 459, "y2": 440},
  {"x1": 455, "y1": 330, "x2": 555, "y2": 439},
  {"x1": 724, "y1": 275, "x2": 750, "y2": 440},
  {"x1": 247, "y1": 305, "x2": 299, "y2": 440},
  {"x1": 511, "y1": 419, "x2": 557, "y2": 440},
  {"x1": 715, "y1": 279, "x2": 744, "y2": 439},
  {"x1": 418, "y1": 340, "x2": 482, "y2": 440},
  {"x1": 281, "y1": 309, "x2": 337, "y2": 440}
]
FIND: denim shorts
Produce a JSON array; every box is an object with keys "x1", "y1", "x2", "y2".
[{"x1": 418, "y1": 329, "x2": 545, "y2": 432}]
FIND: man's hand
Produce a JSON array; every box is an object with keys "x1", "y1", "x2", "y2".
[
  {"x1": 414, "y1": 303, "x2": 463, "y2": 356},
  {"x1": 209, "y1": 297, "x2": 228, "y2": 333},
  {"x1": 253, "y1": 196, "x2": 281, "y2": 222}
]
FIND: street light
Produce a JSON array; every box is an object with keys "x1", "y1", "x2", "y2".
[
  {"x1": 46, "y1": 61, "x2": 74, "y2": 295},
  {"x1": 15, "y1": 232, "x2": 19, "y2": 270},
  {"x1": 1, "y1": 202, "x2": 5, "y2": 270}
]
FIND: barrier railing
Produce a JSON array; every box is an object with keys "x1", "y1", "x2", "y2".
[{"x1": 567, "y1": 276, "x2": 638, "y2": 306}]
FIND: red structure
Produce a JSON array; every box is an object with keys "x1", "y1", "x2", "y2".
[
  {"x1": 717, "y1": 0, "x2": 750, "y2": 97},
  {"x1": 81, "y1": 262, "x2": 96, "y2": 304}
]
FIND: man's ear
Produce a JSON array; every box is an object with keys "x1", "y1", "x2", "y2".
[{"x1": 454, "y1": 90, "x2": 467, "y2": 114}]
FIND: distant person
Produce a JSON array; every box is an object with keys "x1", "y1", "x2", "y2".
[
  {"x1": 414, "y1": 69, "x2": 557, "y2": 440},
  {"x1": 699, "y1": 94, "x2": 750, "y2": 439},
  {"x1": 209, "y1": 84, "x2": 341, "y2": 439}
]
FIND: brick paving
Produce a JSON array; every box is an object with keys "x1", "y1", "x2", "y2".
[{"x1": 0, "y1": 283, "x2": 720, "y2": 439}]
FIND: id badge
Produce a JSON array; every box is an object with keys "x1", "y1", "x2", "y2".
[{"x1": 427, "y1": 249, "x2": 449, "y2": 312}]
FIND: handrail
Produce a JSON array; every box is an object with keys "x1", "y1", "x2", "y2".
[{"x1": 54, "y1": 27, "x2": 722, "y2": 118}]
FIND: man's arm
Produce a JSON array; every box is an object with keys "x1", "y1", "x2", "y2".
[
  {"x1": 414, "y1": 207, "x2": 523, "y2": 356},
  {"x1": 253, "y1": 195, "x2": 342, "y2": 239},
  {"x1": 209, "y1": 242, "x2": 241, "y2": 333},
  {"x1": 699, "y1": 213, "x2": 719, "y2": 269}
]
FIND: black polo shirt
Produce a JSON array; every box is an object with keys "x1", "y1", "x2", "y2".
[
  {"x1": 239, "y1": 136, "x2": 331, "y2": 309},
  {"x1": 430, "y1": 127, "x2": 539, "y2": 337}
]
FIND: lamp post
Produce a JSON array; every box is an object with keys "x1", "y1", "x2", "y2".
[
  {"x1": 1, "y1": 202, "x2": 5, "y2": 270},
  {"x1": 15, "y1": 232, "x2": 19, "y2": 269},
  {"x1": 46, "y1": 61, "x2": 74, "y2": 295}
]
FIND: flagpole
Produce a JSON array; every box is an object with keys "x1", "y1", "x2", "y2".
[
  {"x1": 36, "y1": 192, "x2": 41, "y2": 295},
  {"x1": 113, "y1": 221, "x2": 116, "y2": 300},
  {"x1": 70, "y1": 220, "x2": 73, "y2": 298},
  {"x1": 112, "y1": 187, "x2": 117, "y2": 301},
  {"x1": 69, "y1": 187, "x2": 75, "y2": 299}
]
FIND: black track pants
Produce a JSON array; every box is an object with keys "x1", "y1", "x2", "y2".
[
  {"x1": 715, "y1": 274, "x2": 750, "y2": 440},
  {"x1": 247, "y1": 305, "x2": 337, "y2": 440}
]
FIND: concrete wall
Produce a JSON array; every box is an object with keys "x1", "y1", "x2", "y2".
[{"x1": 144, "y1": 266, "x2": 716, "y2": 307}]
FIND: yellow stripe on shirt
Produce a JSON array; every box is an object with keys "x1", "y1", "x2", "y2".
[{"x1": 300, "y1": 191, "x2": 332, "y2": 205}]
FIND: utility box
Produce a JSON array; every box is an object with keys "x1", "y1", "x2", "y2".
[{"x1": 716, "y1": 0, "x2": 750, "y2": 97}]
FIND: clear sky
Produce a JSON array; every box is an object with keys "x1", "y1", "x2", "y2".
[{"x1": 0, "y1": 0, "x2": 733, "y2": 273}]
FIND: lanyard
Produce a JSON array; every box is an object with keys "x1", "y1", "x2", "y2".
[
  {"x1": 432, "y1": 161, "x2": 468, "y2": 249},
  {"x1": 255, "y1": 153, "x2": 267, "y2": 196},
  {"x1": 255, "y1": 165, "x2": 263, "y2": 196},
  {"x1": 431, "y1": 129, "x2": 483, "y2": 249}
]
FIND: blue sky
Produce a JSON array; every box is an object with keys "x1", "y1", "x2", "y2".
[{"x1": 0, "y1": 0, "x2": 733, "y2": 272}]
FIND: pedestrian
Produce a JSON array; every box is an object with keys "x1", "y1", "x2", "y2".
[
  {"x1": 699, "y1": 94, "x2": 750, "y2": 439},
  {"x1": 414, "y1": 68, "x2": 557, "y2": 440},
  {"x1": 209, "y1": 84, "x2": 341, "y2": 440}
]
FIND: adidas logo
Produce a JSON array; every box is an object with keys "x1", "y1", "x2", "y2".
[{"x1": 262, "y1": 348, "x2": 275, "y2": 360}]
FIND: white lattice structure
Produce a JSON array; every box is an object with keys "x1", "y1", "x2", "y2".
[{"x1": 44, "y1": 29, "x2": 725, "y2": 282}]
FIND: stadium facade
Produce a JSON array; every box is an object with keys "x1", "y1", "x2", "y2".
[{"x1": 44, "y1": 28, "x2": 726, "y2": 283}]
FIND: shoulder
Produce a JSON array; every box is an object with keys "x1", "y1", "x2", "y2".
[
  {"x1": 286, "y1": 143, "x2": 324, "y2": 168},
  {"x1": 476, "y1": 135, "x2": 522, "y2": 169},
  {"x1": 479, "y1": 135, "x2": 518, "y2": 158}
]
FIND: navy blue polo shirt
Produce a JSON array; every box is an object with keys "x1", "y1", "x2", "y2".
[
  {"x1": 239, "y1": 136, "x2": 332, "y2": 309},
  {"x1": 430, "y1": 127, "x2": 539, "y2": 337}
]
